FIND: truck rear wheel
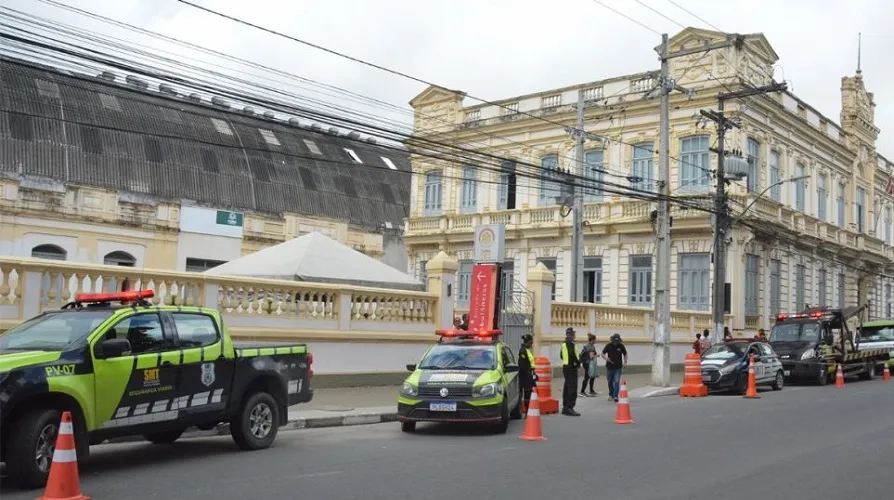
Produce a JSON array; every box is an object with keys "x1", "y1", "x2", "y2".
[
  {"x1": 5, "y1": 408, "x2": 88, "y2": 490},
  {"x1": 231, "y1": 392, "x2": 280, "y2": 451},
  {"x1": 859, "y1": 361, "x2": 876, "y2": 381}
]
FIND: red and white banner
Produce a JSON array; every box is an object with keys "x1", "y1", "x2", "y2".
[{"x1": 467, "y1": 263, "x2": 499, "y2": 332}]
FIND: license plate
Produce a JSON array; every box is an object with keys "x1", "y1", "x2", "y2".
[
  {"x1": 429, "y1": 402, "x2": 457, "y2": 412},
  {"x1": 784, "y1": 370, "x2": 791, "y2": 376},
  {"x1": 702, "y1": 374, "x2": 711, "y2": 382}
]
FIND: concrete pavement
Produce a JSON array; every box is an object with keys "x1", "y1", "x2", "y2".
[{"x1": 4, "y1": 377, "x2": 893, "y2": 498}]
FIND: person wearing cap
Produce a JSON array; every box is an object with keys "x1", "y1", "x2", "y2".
[
  {"x1": 601, "y1": 333, "x2": 628, "y2": 402},
  {"x1": 517, "y1": 334, "x2": 537, "y2": 413},
  {"x1": 560, "y1": 327, "x2": 581, "y2": 416}
]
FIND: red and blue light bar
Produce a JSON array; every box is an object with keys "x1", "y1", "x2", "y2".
[
  {"x1": 435, "y1": 328, "x2": 503, "y2": 341},
  {"x1": 776, "y1": 311, "x2": 825, "y2": 321},
  {"x1": 75, "y1": 290, "x2": 155, "y2": 304}
]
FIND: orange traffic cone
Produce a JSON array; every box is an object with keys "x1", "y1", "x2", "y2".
[
  {"x1": 835, "y1": 364, "x2": 845, "y2": 388},
  {"x1": 39, "y1": 411, "x2": 89, "y2": 500},
  {"x1": 614, "y1": 379, "x2": 634, "y2": 424},
  {"x1": 519, "y1": 387, "x2": 546, "y2": 441},
  {"x1": 743, "y1": 354, "x2": 760, "y2": 399},
  {"x1": 884, "y1": 364, "x2": 891, "y2": 383}
]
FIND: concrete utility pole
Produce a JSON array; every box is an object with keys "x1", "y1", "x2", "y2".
[
  {"x1": 651, "y1": 34, "x2": 741, "y2": 386},
  {"x1": 570, "y1": 90, "x2": 585, "y2": 302},
  {"x1": 700, "y1": 82, "x2": 788, "y2": 345}
]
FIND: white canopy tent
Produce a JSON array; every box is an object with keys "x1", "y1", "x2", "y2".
[{"x1": 204, "y1": 232, "x2": 424, "y2": 291}]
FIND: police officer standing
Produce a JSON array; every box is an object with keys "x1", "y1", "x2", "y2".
[
  {"x1": 518, "y1": 334, "x2": 537, "y2": 414},
  {"x1": 560, "y1": 327, "x2": 581, "y2": 416}
]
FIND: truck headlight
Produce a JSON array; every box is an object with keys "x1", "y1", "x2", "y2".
[
  {"x1": 472, "y1": 383, "x2": 500, "y2": 398},
  {"x1": 801, "y1": 350, "x2": 816, "y2": 361},
  {"x1": 399, "y1": 382, "x2": 418, "y2": 397},
  {"x1": 720, "y1": 364, "x2": 737, "y2": 375}
]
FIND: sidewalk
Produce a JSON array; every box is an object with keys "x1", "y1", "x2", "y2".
[{"x1": 107, "y1": 371, "x2": 682, "y2": 444}]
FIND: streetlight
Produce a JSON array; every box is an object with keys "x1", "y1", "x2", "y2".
[{"x1": 733, "y1": 175, "x2": 810, "y2": 223}]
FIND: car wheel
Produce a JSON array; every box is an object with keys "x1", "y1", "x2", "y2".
[
  {"x1": 772, "y1": 370, "x2": 784, "y2": 391},
  {"x1": 5, "y1": 408, "x2": 88, "y2": 490},
  {"x1": 509, "y1": 394, "x2": 522, "y2": 420},
  {"x1": 736, "y1": 374, "x2": 748, "y2": 395},
  {"x1": 143, "y1": 429, "x2": 185, "y2": 444},
  {"x1": 491, "y1": 401, "x2": 510, "y2": 434},
  {"x1": 231, "y1": 392, "x2": 280, "y2": 451},
  {"x1": 401, "y1": 421, "x2": 416, "y2": 433}
]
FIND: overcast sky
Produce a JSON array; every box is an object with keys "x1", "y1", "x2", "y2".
[{"x1": 8, "y1": 0, "x2": 894, "y2": 156}]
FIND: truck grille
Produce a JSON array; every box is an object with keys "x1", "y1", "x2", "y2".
[{"x1": 417, "y1": 386, "x2": 474, "y2": 398}]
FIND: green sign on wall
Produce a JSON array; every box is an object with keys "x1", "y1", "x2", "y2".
[{"x1": 216, "y1": 210, "x2": 244, "y2": 227}]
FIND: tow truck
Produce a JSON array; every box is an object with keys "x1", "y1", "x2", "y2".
[
  {"x1": 0, "y1": 290, "x2": 314, "y2": 489},
  {"x1": 769, "y1": 305, "x2": 890, "y2": 385}
]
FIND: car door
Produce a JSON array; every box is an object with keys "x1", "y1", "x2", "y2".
[
  {"x1": 500, "y1": 345, "x2": 519, "y2": 407},
  {"x1": 166, "y1": 311, "x2": 231, "y2": 423},
  {"x1": 748, "y1": 344, "x2": 767, "y2": 381},
  {"x1": 759, "y1": 343, "x2": 781, "y2": 382},
  {"x1": 91, "y1": 312, "x2": 181, "y2": 432}
]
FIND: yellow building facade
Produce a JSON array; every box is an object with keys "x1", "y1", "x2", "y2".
[{"x1": 404, "y1": 28, "x2": 894, "y2": 335}]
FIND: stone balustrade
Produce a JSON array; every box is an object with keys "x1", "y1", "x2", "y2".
[
  {"x1": 0, "y1": 257, "x2": 440, "y2": 340},
  {"x1": 549, "y1": 301, "x2": 719, "y2": 341}
]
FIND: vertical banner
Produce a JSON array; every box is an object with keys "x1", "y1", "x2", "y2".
[{"x1": 467, "y1": 263, "x2": 499, "y2": 332}]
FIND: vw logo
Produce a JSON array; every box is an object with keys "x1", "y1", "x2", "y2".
[{"x1": 439, "y1": 387, "x2": 449, "y2": 398}]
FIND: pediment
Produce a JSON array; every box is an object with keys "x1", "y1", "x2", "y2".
[
  {"x1": 409, "y1": 85, "x2": 466, "y2": 108},
  {"x1": 664, "y1": 27, "x2": 779, "y2": 64}
]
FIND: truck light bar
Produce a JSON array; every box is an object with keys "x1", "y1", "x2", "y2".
[
  {"x1": 776, "y1": 311, "x2": 825, "y2": 321},
  {"x1": 435, "y1": 328, "x2": 503, "y2": 340},
  {"x1": 75, "y1": 290, "x2": 155, "y2": 304}
]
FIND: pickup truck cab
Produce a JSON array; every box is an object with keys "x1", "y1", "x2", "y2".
[{"x1": 0, "y1": 290, "x2": 314, "y2": 489}]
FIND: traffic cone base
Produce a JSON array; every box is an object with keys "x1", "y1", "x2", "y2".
[
  {"x1": 743, "y1": 354, "x2": 760, "y2": 399},
  {"x1": 520, "y1": 387, "x2": 546, "y2": 441},
  {"x1": 884, "y1": 364, "x2": 891, "y2": 383},
  {"x1": 614, "y1": 379, "x2": 634, "y2": 424},
  {"x1": 39, "y1": 411, "x2": 90, "y2": 500},
  {"x1": 835, "y1": 364, "x2": 845, "y2": 388}
]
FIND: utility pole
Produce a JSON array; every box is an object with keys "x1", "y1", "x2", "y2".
[
  {"x1": 650, "y1": 33, "x2": 742, "y2": 386},
  {"x1": 700, "y1": 82, "x2": 788, "y2": 345},
  {"x1": 570, "y1": 90, "x2": 585, "y2": 302}
]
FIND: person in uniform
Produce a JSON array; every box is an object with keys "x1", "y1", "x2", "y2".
[
  {"x1": 560, "y1": 327, "x2": 581, "y2": 416},
  {"x1": 518, "y1": 334, "x2": 537, "y2": 414}
]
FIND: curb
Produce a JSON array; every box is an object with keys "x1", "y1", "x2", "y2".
[
  {"x1": 103, "y1": 410, "x2": 399, "y2": 445},
  {"x1": 629, "y1": 385, "x2": 681, "y2": 398}
]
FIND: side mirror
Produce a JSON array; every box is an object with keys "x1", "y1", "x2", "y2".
[
  {"x1": 406, "y1": 363, "x2": 417, "y2": 372},
  {"x1": 96, "y1": 338, "x2": 131, "y2": 359},
  {"x1": 504, "y1": 364, "x2": 520, "y2": 373}
]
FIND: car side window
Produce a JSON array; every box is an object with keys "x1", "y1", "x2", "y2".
[
  {"x1": 99, "y1": 313, "x2": 166, "y2": 355},
  {"x1": 501, "y1": 346, "x2": 516, "y2": 367},
  {"x1": 171, "y1": 313, "x2": 220, "y2": 348},
  {"x1": 759, "y1": 343, "x2": 774, "y2": 357}
]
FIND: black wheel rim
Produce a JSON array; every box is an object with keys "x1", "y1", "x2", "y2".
[{"x1": 36, "y1": 423, "x2": 58, "y2": 473}]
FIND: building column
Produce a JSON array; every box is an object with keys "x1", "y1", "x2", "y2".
[
  {"x1": 528, "y1": 262, "x2": 555, "y2": 357},
  {"x1": 728, "y1": 238, "x2": 746, "y2": 330},
  {"x1": 425, "y1": 251, "x2": 458, "y2": 330}
]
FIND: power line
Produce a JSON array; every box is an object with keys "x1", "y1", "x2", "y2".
[
  {"x1": 662, "y1": 0, "x2": 723, "y2": 31},
  {"x1": 633, "y1": 0, "x2": 686, "y2": 29},
  {"x1": 592, "y1": 0, "x2": 661, "y2": 35}
]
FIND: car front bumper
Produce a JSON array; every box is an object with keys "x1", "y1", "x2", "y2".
[
  {"x1": 397, "y1": 399, "x2": 503, "y2": 423},
  {"x1": 702, "y1": 370, "x2": 740, "y2": 392}
]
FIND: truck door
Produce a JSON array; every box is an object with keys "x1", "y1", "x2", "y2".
[
  {"x1": 165, "y1": 311, "x2": 232, "y2": 423},
  {"x1": 91, "y1": 312, "x2": 181, "y2": 431}
]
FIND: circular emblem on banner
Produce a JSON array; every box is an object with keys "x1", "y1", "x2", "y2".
[
  {"x1": 478, "y1": 228, "x2": 495, "y2": 247},
  {"x1": 439, "y1": 387, "x2": 449, "y2": 398}
]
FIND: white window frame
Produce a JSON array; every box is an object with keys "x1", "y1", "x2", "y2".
[
  {"x1": 460, "y1": 166, "x2": 477, "y2": 212},
  {"x1": 745, "y1": 254, "x2": 759, "y2": 316},
  {"x1": 423, "y1": 171, "x2": 443, "y2": 216},
  {"x1": 817, "y1": 173, "x2": 827, "y2": 221},
  {"x1": 583, "y1": 257, "x2": 603, "y2": 304},
  {"x1": 631, "y1": 142, "x2": 654, "y2": 192},
  {"x1": 259, "y1": 129, "x2": 281, "y2": 146},
  {"x1": 381, "y1": 156, "x2": 397, "y2": 170},
  {"x1": 769, "y1": 150, "x2": 781, "y2": 201},
  {"x1": 677, "y1": 253, "x2": 711, "y2": 312},
  {"x1": 679, "y1": 136, "x2": 711, "y2": 191},
  {"x1": 303, "y1": 139, "x2": 322, "y2": 155},
  {"x1": 746, "y1": 138, "x2": 760, "y2": 192},
  {"x1": 629, "y1": 255, "x2": 652, "y2": 306},
  {"x1": 583, "y1": 149, "x2": 604, "y2": 202},
  {"x1": 210, "y1": 118, "x2": 233, "y2": 136},
  {"x1": 344, "y1": 148, "x2": 363, "y2": 164}
]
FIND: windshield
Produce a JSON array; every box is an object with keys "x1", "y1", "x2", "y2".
[
  {"x1": 0, "y1": 310, "x2": 113, "y2": 351},
  {"x1": 419, "y1": 344, "x2": 496, "y2": 370},
  {"x1": 770, "y1": 322, "x2": 821, "y2": 342},
  {"x1": 859, "y1": 325, "x2": 894, "y2": 343},
  {"x1": 703, "y1": 343, "x2": 744, "y2": 360}
]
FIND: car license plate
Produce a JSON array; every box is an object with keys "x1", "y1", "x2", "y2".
[
  {"x1": 784, "y1": 370, "x2": 790, "y2": 376},
  {"x1": 429, "y1": 402, "x2": 457, "y2": 412},
  {"x1": 702, "y1": 374, "x2": 711, "y2": 382}
]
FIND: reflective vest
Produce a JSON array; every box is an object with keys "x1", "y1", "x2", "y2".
[
  {"x1": 561, "y1": 342, "x2": 575, "y2": 367},
  {"x1": 522, "y1": 347, "x2": 535, "y2": 368}
]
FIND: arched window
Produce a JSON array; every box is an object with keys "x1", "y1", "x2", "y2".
[
  {"x1": 31, "y1": 244, "x2": 66, "y2": 261},
  {"x1": 104, "y1": 251, "x2": 136, "y2": 267}
]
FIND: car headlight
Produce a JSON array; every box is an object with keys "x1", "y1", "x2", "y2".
[
  {"x1": 472, "y1": 383, "x2": 500, "y2": 398},
  {"x1": 719, "y1": 364, "x2": 737, "y2": 375},
  {"x1": 399, "y1": 382, "x2": 418, "y2": 397},
  {"x1": 801, "y1": 350, "x2": 816, "y2": 360}
]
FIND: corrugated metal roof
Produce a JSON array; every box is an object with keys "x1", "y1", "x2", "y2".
[{"x1": 0, "y1": 56, "x2": 410, "y2": 231}]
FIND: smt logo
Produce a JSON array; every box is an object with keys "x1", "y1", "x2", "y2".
[
  {"x1": 200, "y1": 363, "x2": 216, "y2": 387},
  {"x1": 142, "y1": 368, "x2": 160, "y2": 387}
]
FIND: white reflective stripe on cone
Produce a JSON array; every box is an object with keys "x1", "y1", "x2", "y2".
[
  {"x1": 527, "y1": 409, "x2": 540, "y2": 417},
  {"x1": 59, "y1": 422, "x2": 74, "y2": 435},
  {"x1": 52, "y1": 448, "x2": 78, "y2": 463},
  {"x1": 618, "y1": 397, "x2": 629, "y2": 404}
]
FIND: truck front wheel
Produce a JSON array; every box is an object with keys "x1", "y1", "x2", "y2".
[
  {"x1": 5, "y1": 408, "x2": 89, "y2": 490},
  {"x1": 231, "y1": 392, "x2": 280, "y2": 451}
]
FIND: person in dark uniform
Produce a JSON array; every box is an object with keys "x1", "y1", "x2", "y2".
[
  {"x1": 517, "y1": 334, "x2": 537, "y2": 414},
  {"x1": 560, "y1": 327, "x2": 581, "y2": 416}
]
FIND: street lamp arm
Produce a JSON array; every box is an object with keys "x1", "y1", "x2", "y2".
[{"x1": 731, "y1": 175, "x2": 809, "y2": 225}]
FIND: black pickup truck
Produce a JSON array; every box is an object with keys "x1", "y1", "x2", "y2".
[{"x1": 0, "y1": 290, "x2": 314, "y2": 489}]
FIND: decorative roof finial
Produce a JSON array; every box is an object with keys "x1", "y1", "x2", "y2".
[{"x1": 857, "y1": 32, "x2": 862, "y2": 75}]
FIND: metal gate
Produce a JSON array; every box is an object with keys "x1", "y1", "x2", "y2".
[{"x1": 498, "y1": 282, "x2": 534, "y2": 353}]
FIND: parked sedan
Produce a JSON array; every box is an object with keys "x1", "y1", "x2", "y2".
[{"x1": 700, "y1": 340, "x2": 785, "y2": 394}]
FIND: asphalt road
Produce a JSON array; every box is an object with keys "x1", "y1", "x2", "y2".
[{"x1": 3, "y1": 380, "x2": 894, "y2": 500}]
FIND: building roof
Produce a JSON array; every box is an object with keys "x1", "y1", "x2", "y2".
[
  {"x1": 204, "y1": 231, "x2": 423, "y2": 291},
  {"x1": 0, "y1": 56, "x2": 410, "y2": 231}
]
